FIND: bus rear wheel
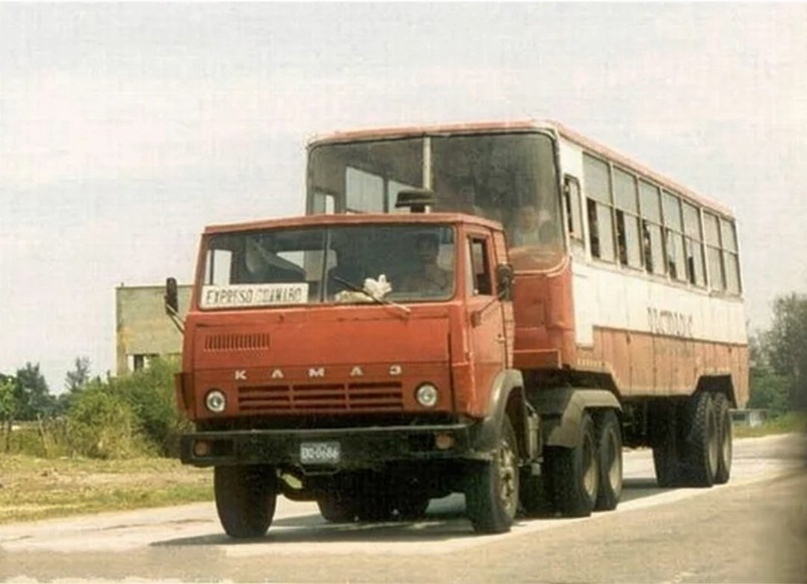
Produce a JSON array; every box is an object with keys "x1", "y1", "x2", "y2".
[
  {"x1": 214, "y1": 465, "x2": 277, "y2": 539},
  {"x1": 681, "y1": 392, "x2": 719, "y2": 487},
  {"x1": 713, "y1": 393, "x2": 733, "y2": 484}
]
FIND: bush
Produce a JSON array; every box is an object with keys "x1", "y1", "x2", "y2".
[
  {"x1": 110, "y1": 357, "x2": 192, "y2": 457},
  {"x1": 748, "y1": 367, "x2": 791, "y2": 415},
  {"x1": 65, "y1": 381, "x2": 153, "y2": 459}
]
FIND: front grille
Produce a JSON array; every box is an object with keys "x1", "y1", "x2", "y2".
[
  {"x1": 204, "y1": 333, "x2": 270, "y2": 352},
  {"x1": 238, "y1": 382, "x2": 404, "y2": 413}
]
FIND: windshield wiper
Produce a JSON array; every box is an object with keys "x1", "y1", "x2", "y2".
[{"x1": 331, "y1": 275, "x2": 411, "y2": 316}]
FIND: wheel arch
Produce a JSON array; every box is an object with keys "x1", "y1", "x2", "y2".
[
  {"x1": 531, "y1": 388, "x2": 622, "y2": 448},
  {"x1": 696, "y1": 375, "x2": 737, "y2": 407},
  {"x1": 469, "y1": 369, "x2": 537, "y2": 459}
]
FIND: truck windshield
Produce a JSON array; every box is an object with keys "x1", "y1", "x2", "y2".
[
  {"x1": 308, "y1": 131, "x2": 563, "y2": 270},
  {"x1": 200, "y1": 224, "x2": 456, "y2": 309}
]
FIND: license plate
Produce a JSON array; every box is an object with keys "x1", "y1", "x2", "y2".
[{"x1": 300, "y1": 441, "x2": 341, "y2": 465}]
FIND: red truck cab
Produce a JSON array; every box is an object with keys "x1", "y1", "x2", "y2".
[{"x1": 171, "y1": 204, "x2": 537, "y2": 537}]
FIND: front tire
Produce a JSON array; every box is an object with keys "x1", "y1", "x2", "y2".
[
  {"x1": 465, "y1": 416, "x2": 520, "y2": 534},
  {"x1": 214, "y1": 465, "x2": 277, "y2": 539}
]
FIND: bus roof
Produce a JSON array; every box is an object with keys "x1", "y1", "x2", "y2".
[
  {"x1": 307, "y1": 119, "x2": 735, "y2": 218},
  {"x1": 203, "y1": 210, "x2": 502, "y2": 236}
]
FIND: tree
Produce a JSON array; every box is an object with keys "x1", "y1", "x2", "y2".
[
  {"x1": 751, "y1": 293, "x2": 807, "y2": 413},
  {"x1": 763, "y1": 293, "x2": 807, "y2": 410},
  {"x1": 14, "y1": 363, "x2": 55, "y2": 420},
  {"x1": 65, "y1": 357, "x2": 91, "y2": 393},
  {"x1": 57, "y1": 357, "x2": 93, "y2": 415},
  {"x1": 0, "y1": 374, "x2": 17, "y2": 452}
]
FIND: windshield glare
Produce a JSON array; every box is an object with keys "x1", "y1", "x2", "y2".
[
  {"x1": 200, "y1": 225, "x2": 455, "y2": 309},
  {"x1": 308, "y1": 132, "x2": 564, "y2": 270}
]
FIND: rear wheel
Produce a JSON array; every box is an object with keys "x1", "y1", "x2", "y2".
[
  {"x1": 652, "y1": 401, "x2": 683, "y2": 488},
  {"x1": 546, "y1": 411, "x2": 599, "y2": 517},
  {"x1": 681, "y1": 392, "x2": 719, "y2": 487},
  {"x1": 465, "y1": 416, "x2": 520, "y2": 534},
  {"x1": 520, "y1": 471, "x2": 554, "y2": 517},
  {"x1": 713, "y1": 394, "x2": 733, "y2": 484},
  {"x1": 395, "y1": 494, "x2": 431, "y2": 520},
  {"x1": 594, "y1": 410, "x2": 623, "y2": 511},
  {"x1": 214, "y1": 465, "x2": 277, "y2": 539},
  {"x1": 317, "y1": 493, "x2": 358, "y2": 523}
]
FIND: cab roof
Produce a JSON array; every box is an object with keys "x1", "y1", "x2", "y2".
[{"x1": 203, "y1": 211, "x2": 502, "y2": 236}]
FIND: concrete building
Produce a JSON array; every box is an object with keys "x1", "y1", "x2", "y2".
[{"x1": 115, "y1": 284, "x2": 192, "y2": 375}]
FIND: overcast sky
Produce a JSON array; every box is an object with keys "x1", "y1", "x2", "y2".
[{"x1": 1, "y1": 3, "x2": 805, "y2": 391}]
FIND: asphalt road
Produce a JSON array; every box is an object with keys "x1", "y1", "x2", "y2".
[{"x1": 1, "y1": 433, "x2": 805, "y2": 583}]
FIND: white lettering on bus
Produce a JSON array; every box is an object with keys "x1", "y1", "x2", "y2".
[
  {"x1": 647, "y1": 307, "x2": 694, "y2": 338},
  {"x1": 389, "y1": 365, "x2": 402, "y2": 376},
  {"x1": 308, "y1": 367, "x2": 325, "y2": 378},
  {"x1": 350, "y1": 366, "x2": 364, "y2": 377}
]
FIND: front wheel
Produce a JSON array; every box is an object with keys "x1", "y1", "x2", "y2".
[
  {"x1": 465, "y1": 416, "x2": 520, "y2": 534},
  {"x1": 214, "y1": 465, "x2": 277, "y2": 539}
]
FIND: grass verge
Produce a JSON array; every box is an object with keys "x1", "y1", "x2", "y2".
[
  {"x1": 734, "y1": 411, "x2": 807, "y2": 438},
  {"x1": 0, "y1": 455, "x2": 212, "y2": 524}
]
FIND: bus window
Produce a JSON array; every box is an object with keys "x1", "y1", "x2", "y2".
[
  {"x1": 583, "y1": 154, "x2": 615, "y2": 263},
  {"x1": 662, "y1": 191, "x2": 686, "y2": 282},
  {"x1": 613, "y1": 167, "x2": 642, "y2": 269},
  {"x1": 346, "y1": 167, "x2": 384, "y2": 213},
  {"x1": 682, "y1": 201, "x2": 706, "y2": 287},
  {"x1": 564, "y1": 175, "x2": 585, "y2": 258},
  {"x1": 720, "y1": 219, "x2": 741, "y2": 294},
  {"x1": 704, "y1": 212, "x2": 725, "y2": 291},
  {"x1": 639, "y1": 180, "x2": 665, "y2": 276}
]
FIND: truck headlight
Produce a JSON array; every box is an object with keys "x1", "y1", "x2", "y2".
[
  {"x1": 205, "y1": 389, "x2": 227, "y2": 413},
  {"x1": 415, "y1": 383, "x2": 439, "y2": 408}
]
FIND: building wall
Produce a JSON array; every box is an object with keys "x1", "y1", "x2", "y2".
[{"x1": 115, "y1": 284, "x2": 192, "y2": 375}]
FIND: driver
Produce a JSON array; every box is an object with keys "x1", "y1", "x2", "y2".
[{"x1": 400, "y1": 234, "x2": 451, "y2": 294}]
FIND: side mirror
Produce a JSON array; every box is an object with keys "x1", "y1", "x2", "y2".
[
  {"x1": 165, "y1": 277, "x2": 179, "y2": 315},
  {"x1": 495, "y1": 264, "x2": 514, "y2": 301}
]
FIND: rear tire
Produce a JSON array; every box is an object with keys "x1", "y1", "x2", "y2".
[
  {"x1": 519, "y1": 471, "x2": 555, "y2": 517},
  {"x1": 652, "y1": 401, "x2": 683, "y2": 488},
  {"x1": 317, "y1": 493, "x2": 358, "y2": 523},
  {"x1": 395, "y1": 494, "x2": 431, "y2": 520},
  {"x1": 546, "y1": 411, "x2": 598, "y2": 517},
  {"x1": 681, "y1": 392, "x2": 719, "y2": 487},
  {"x1": 214, "y1": 465, "x2": 277, "y2": 539},
  {"x1": 594, "y1": 410, "x2": 623, "y2": 511},
  {"x1": 465, "y1": 416, "x2": 520, "y2": 534},
  {"x1": 713, "y1": 393, "x2": 733, "y2": 484}
]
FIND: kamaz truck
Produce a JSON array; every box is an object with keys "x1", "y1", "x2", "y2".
[{"x1": 167, "y1": 120, "x2": 747, "y2": 538}]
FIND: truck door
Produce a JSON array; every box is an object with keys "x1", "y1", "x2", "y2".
[{"x1": 465, "y1": 234, "x2": 509, "y2": 412}]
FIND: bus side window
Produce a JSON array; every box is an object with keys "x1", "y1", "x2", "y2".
[
  {"x1": 582, "y1": 154, "x2": 615, "y2": 262},
  {"x1": 564, "y1": 175, "x2": 585, "y2": 258}
]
